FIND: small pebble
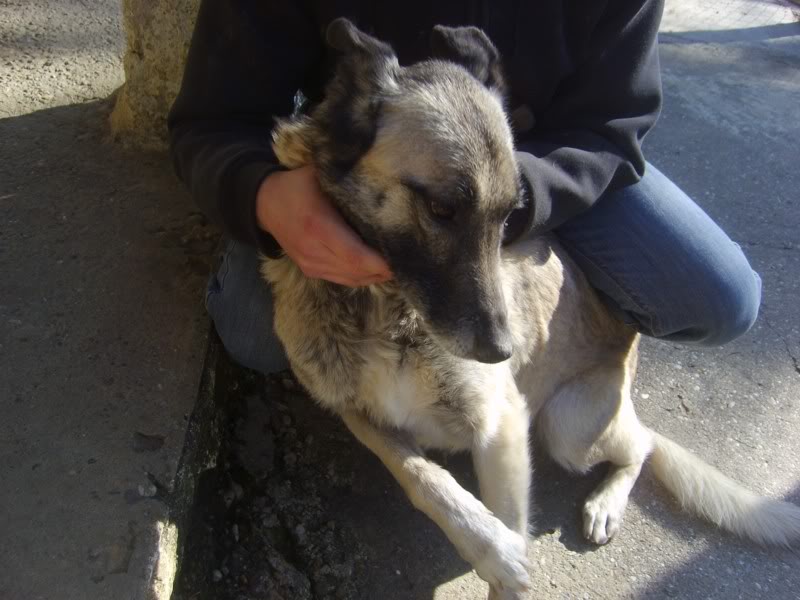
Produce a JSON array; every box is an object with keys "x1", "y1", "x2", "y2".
[
  {"x1": 212, "y1": 569, "x2": 222, "y2": 582},
  {"x1": 138, "y1": 483, "x2": 157, "y2": 498},
  {"x1": 295, "y1": 524, "x2": 307, "y2": 544},
  {"x1": 231, "y1": 482, "x2": 244, "y2": 500}
]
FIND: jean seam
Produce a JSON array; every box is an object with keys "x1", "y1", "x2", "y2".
[
  {"x1": 558, "y1": 238, "x2": 660, "y2": 335},
  {"x1": 206, "y1": 241, "x2": 235, "y2": 307}
]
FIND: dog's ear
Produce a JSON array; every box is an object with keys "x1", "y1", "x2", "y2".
[
  {"x1": 326, "y1": 17, "x2": 391, "y2": 58},
  {"x1": 316, "y1": 18, "x2": 401, "y2": 179},
  {"x1": 326, "y1": 18, "x2": 398, "y2": 89},
  {"x1": 430, "y1": 25, "x2": 506, "y2": 95}
]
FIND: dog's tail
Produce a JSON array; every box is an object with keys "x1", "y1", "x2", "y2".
[{"x1": 647, "y1": 429, "x2": 800, "y2": 547}]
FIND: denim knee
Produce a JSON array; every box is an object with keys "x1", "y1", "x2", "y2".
[
  {"x1": 206, "y1": 240, "x2": 289, "y2": 375},
  {"x1": 677, "y1": 255, "x2": 762, "y2": 347},
  {"x1": 706, "y1": 269, "x2": 761, "y2": 346}
]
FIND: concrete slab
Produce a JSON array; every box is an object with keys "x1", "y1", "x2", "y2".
[
  {"x1": 0, "y1": 0, "x2": 124, "y2": 118},
  {"x1": 661, "y1": 0, "x2": 798, "y2": 38},
  {"x1": 0, "y1": 98, "x2": 216, "y2": 600},
  {"x1": 0, "y1": 2, "x2": 216, "y2": 598}
]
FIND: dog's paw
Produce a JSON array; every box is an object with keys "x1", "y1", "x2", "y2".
[
  {"x1": 471, "y1": 520, "x2": 530, "y2": 593},
  {"x1": 488, "y1": 584, "x2": 530, "y2": 600},
  {"x1": 582, "y1": 488, "x2": 629, "y2": 545}
]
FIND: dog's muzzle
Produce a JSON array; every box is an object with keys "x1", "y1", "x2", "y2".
[{"x1": 462, "y1": 311, "x2": 513, "y2": 364}]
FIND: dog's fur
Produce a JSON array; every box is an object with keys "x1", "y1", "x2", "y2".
[{"x1": 262, "y1": 19, "x2": 800, "y2": 598}]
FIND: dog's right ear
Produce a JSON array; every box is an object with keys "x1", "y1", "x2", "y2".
[
  {"x1": 430, "y1": 25, "x2": 506, "y2": 95},
  {"x1": 325, "y1": 18, "x2": 399, "y2": 90}
]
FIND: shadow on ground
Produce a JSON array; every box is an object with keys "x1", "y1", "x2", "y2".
[
  {"x1": 173, "y1": 340, "x2": 800, "y2": 600},
  {"x1": 173, "y1": 357, "x2": 476, "y2": 600},
  {"x1": 0, "y1": 99, "x2": 215, "y2": 599}
]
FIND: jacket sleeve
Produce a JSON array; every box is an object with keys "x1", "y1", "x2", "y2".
[
  {"x1": 168, "y1": 0, "x2": 324, "y2": 255},
  {"x1": 515, "y1": 0, "x2": 664, "y2": 236}
]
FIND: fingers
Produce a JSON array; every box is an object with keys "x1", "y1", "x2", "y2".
[
  {"x1": 256, "y1": 166, "x2": 392, "y2": 287},
  {"x1": 302, "y1": 210, "x2": 392, "y2": 286},
  {"x1": 321, "y1": 221, "x2": 390, "y2": 276},
  {"x1": 294, "y1": 245, "x2": 389, "y2": 287}
]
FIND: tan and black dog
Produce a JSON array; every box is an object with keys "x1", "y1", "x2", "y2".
[{"x1": 262, "y1": 18, "x2": 800, "y2": 599}]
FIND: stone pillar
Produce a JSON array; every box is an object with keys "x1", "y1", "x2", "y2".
[{"x1": 110, "y1": 0, "x2": 200, "y2": 149}]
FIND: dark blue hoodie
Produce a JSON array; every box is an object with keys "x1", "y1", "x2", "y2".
[{"x1": 168, "y1": 0, "x2": 664, "y2": 256}]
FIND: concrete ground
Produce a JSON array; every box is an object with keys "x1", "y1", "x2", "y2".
[
  {"x1": 2, "y1": 1, "x2": 800, "y2": 600},
  {"x1": 1, "y1": 2, "x2": 217, "y2": 600}
]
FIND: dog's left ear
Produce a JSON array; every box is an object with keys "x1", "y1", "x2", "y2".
[
  {"x1": 326, "y1": 18, "x2": 399, "y2": 89},
  {"x1": 316, "y1": 19, "x2": 400, "y2": 181},
  {"x1": 430, "y1": 25, "x2": 506, "y2": 95}
]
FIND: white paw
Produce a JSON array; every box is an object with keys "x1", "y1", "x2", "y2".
[
  {"x1": 583, "y1": 488, "x2": 629, "y2": 545},
  {"x1": 471, "y1": 519, "x2": 531, "y2": 593},
  {"x1": 488, "y1": 584, "x2": 530, "y2": 600}
]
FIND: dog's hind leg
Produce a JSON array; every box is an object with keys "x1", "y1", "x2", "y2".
[
  {"x1": 341, "y1": 410, "x2": 531, "y2": 594},
  {"x1": 536, "y1": 358, "x2": 653, "y2": 545}
]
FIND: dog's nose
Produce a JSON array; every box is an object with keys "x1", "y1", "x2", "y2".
[
  {"x1": 471, "y1": 313, "x2": 513, "y2": 364},
  {"x1": 472, "y1": 336, "x2": 513, "y2": 364}
]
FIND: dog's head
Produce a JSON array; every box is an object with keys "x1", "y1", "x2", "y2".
[{"x1": 275, "y1": 19, "x2": 528, "y2": 363}]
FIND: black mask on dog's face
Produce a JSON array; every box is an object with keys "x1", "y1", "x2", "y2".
[{"x1": 312, "y1": 19, "x2": 523, "y2": 363}]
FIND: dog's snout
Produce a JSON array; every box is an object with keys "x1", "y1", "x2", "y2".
[
  {"x1": 470, "y1": 311, "x2": 513, "y2": 364},
  {"x1": 473, "y1": 337, "x2": 512, "y2": 364}
]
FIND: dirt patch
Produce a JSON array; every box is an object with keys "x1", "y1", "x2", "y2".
[{"x1": 173, "y1": 363, "x2": 366, "y2": 600}]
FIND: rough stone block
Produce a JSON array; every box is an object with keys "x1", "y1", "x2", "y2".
[{"x1": 110, "y1": 0, "x2": 200, "y2": 149}]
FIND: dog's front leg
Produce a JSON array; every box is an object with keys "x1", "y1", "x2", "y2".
[
  {"x1": 473, "y1": 383, "x2": 532, "y2": 600},
  {"x1": 341, "y1": 410, "x2": 531, "y2": 594},
  {"x1": 473, "y1": 383, "x2": 531, "y2": 534}
]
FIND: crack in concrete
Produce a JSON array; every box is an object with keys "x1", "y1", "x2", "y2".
[
  {"x1": 738, "y1": 240, "x2": 797, "y2": 252},
  {"x1": 761, "y1": 311, "x2": 800, "y2": 376}
]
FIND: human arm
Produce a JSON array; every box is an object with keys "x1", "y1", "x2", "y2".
[
  {"x1": 514, "y1": 0, "x2": 664, "y2": 236},
  {"x1": 168, "y1": 0, "x2": 390, "y2": 285}
]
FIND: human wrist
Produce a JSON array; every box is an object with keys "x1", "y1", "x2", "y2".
[{"x1": 255, "y1": 170, "x2": 288, "y2": 235}]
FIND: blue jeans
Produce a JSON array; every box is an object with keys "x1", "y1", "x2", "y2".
[{"x1": 206, "y1": 164, "x2": 761, "y2": 375}]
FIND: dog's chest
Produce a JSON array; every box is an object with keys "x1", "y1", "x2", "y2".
[
  {"x1": 356, "y1": 350, "x2": 464, "y2": 449},
  {"x1": 267, "y1": 267, "x2": 481, "y2": 450}
]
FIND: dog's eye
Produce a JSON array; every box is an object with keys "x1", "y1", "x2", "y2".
[
  {"x1": 429, "y1": 200, "x2": 456, "y2": 220},
  {"x1": 403, "y1": 178, "x2": 456, "y2": 222}
]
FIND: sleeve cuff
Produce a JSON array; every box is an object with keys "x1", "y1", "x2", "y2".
[
  {"x1": 514, "y1": 150, "x2": 554, "y2": 237},
  {"x1": 233, "y1": 160, "x2": 287, "y2": 258}
]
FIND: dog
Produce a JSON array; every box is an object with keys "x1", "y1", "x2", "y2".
[{"x1": 261, "y1": 18, "x2": 800, "y2": 598}]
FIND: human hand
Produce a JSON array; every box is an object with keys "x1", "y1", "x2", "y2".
[{"x1": 256, "y1": 165, "x2": 392, "y2": 287}]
